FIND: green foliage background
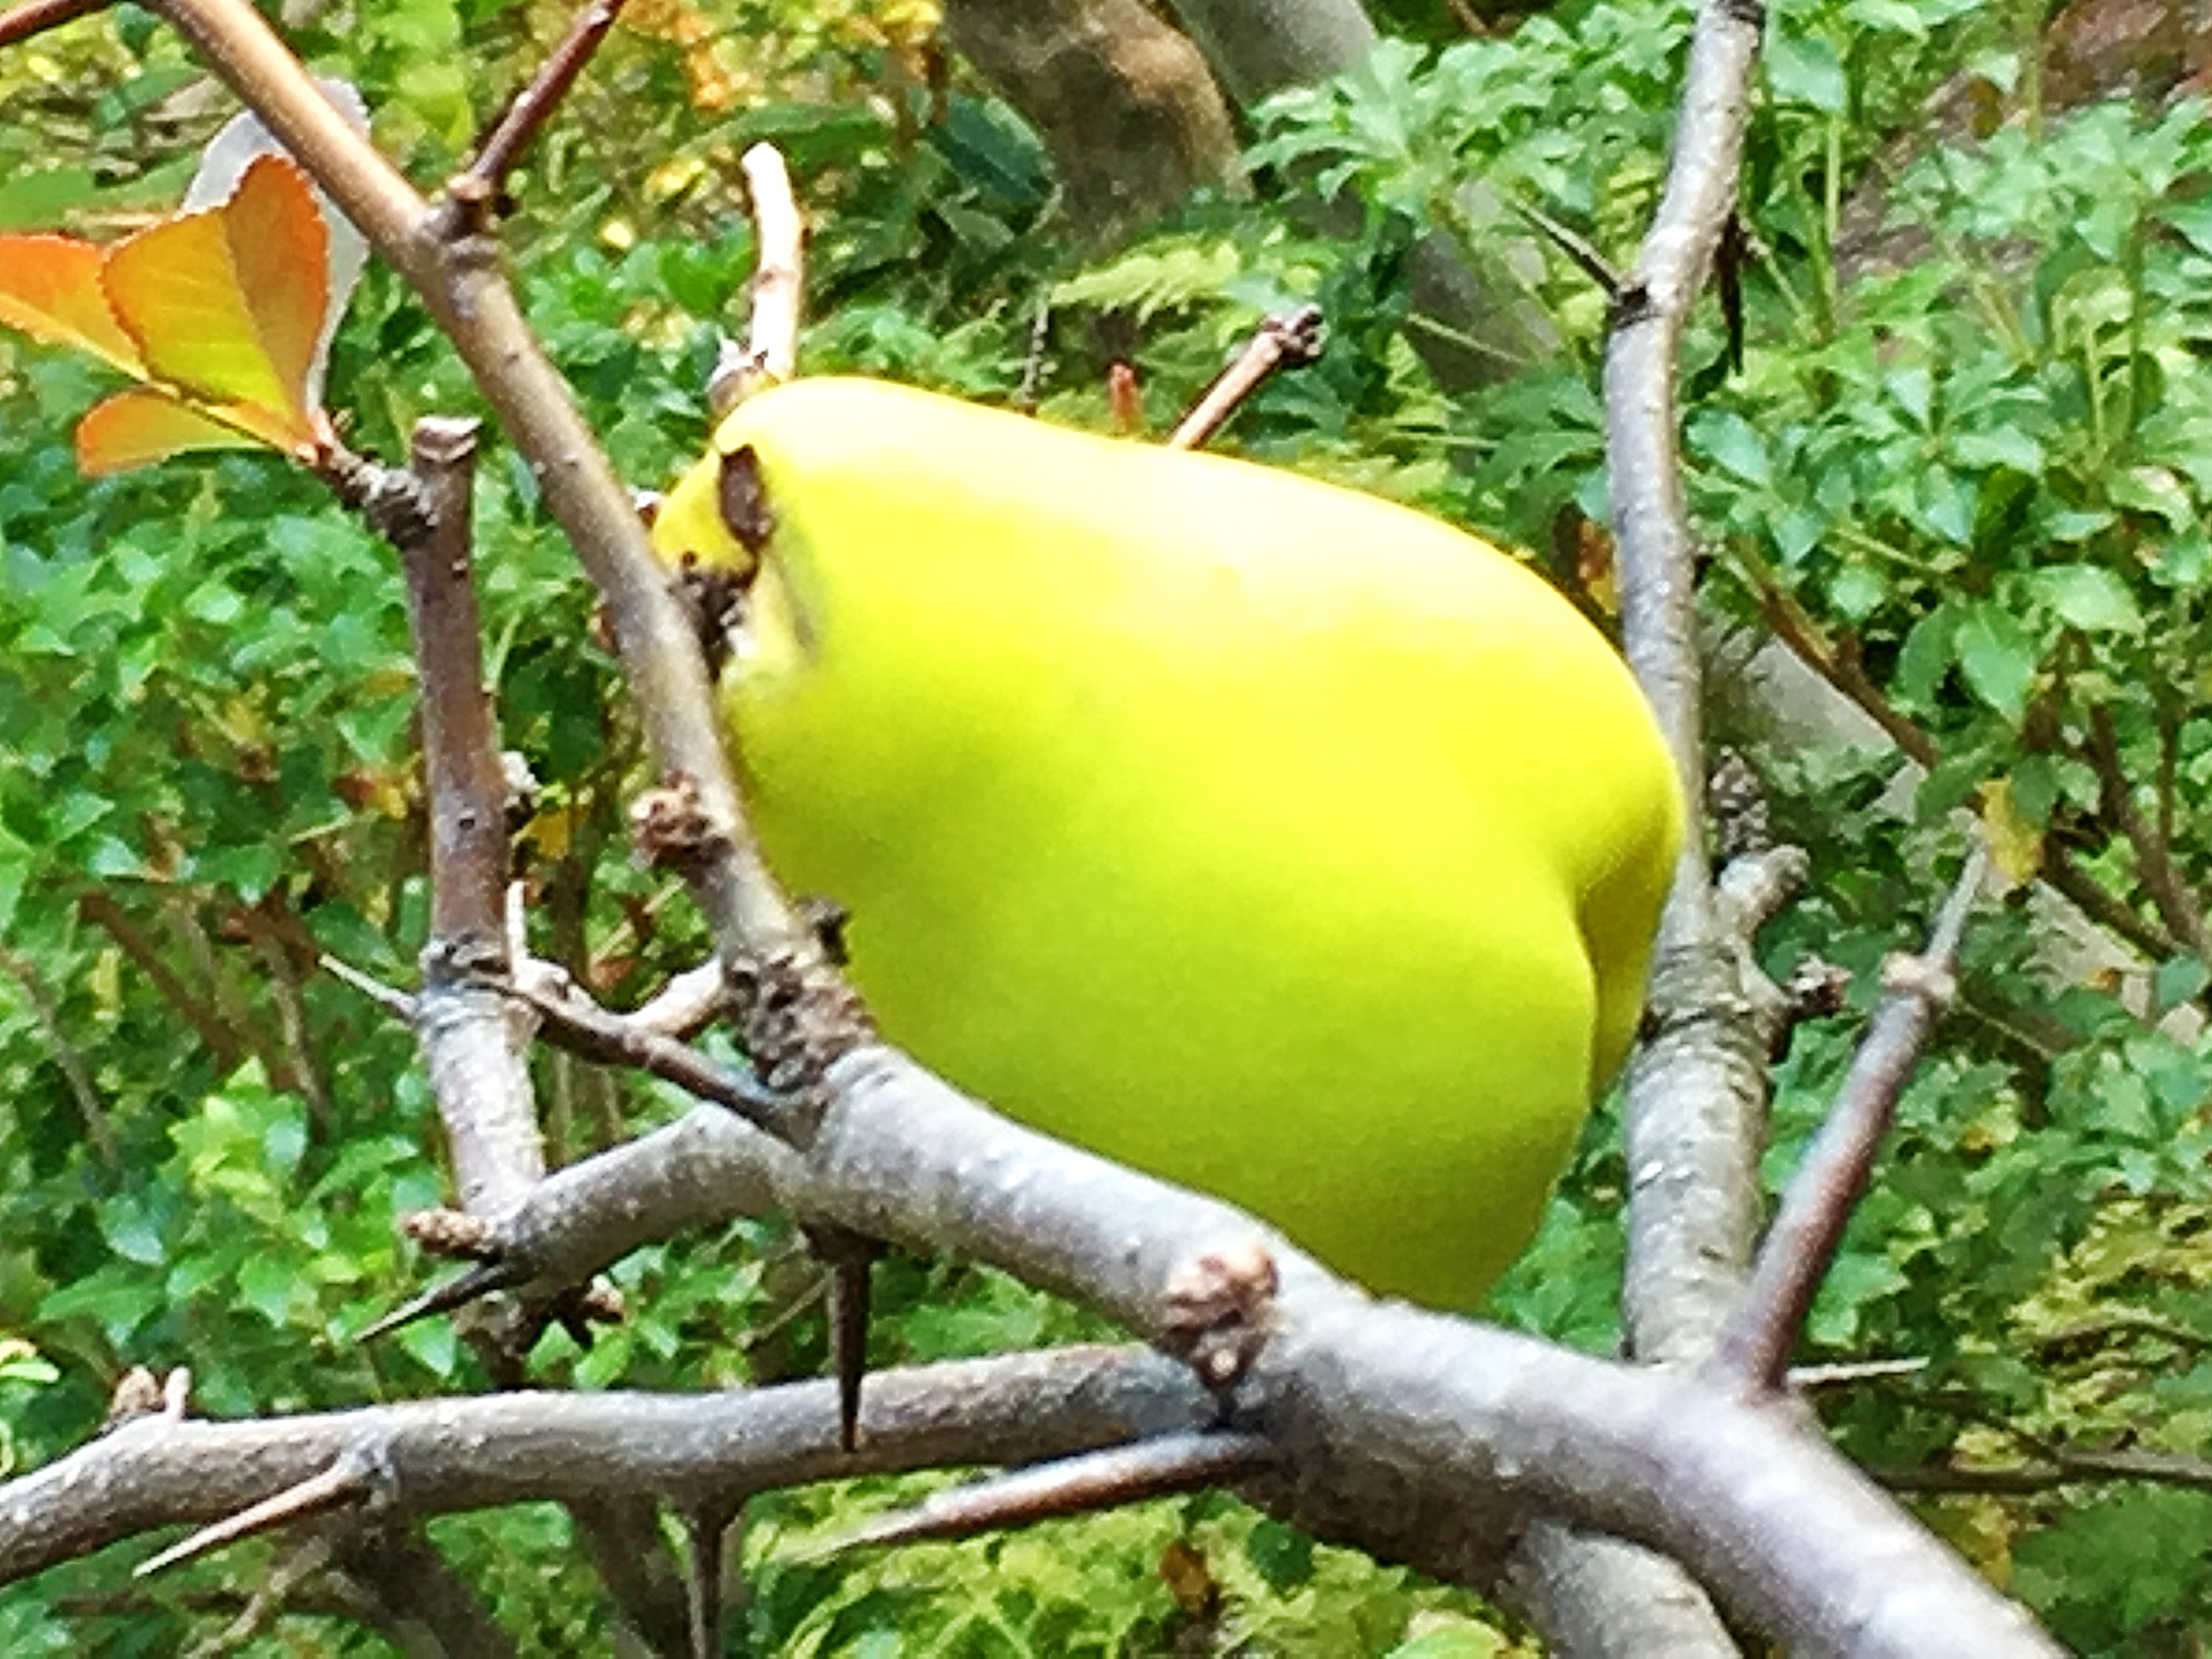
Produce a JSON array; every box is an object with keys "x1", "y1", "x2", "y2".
[{"x1": 4, "y1": 0, "x2": 2212, "y2": 1651}]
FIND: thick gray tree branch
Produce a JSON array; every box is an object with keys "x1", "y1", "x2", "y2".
[
  {"x1": 1606, "y1": 0, "x2": 1771, "y2": 1371},
  {"x1": 0, "y1": 1348, "x2": 1204, "y2": 1585}
]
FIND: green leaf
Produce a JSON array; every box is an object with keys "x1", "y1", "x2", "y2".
[
  {"x1": 2153, "y1": 956, "x2": 2208, "y2": 1013},
  {"x1": 1953, "y1": 602, "x2": 2036, "y2": 719},
  {"x1": 1950, "y1": 427, "x2": 2043, "y2": 475},
  {"x1": 2032, "y1": 565, "x2": 2141, "y2": 632},
  {"x1": 1765, "y1": 35, "x2": 1846, "y2": 112},
  {"x1": 1245, "y1": 1516, "x2": 1317, "y2": 1593},
  {"x1": 2107, "y1": 466, "x2": 2196, "y2": 531},
  {"x1": 97, "y1": 1196, "x2": 165, "y2": 1266},
  {"x1": 1691, "y1": 410, "x2": 1771, "y2": 485}
]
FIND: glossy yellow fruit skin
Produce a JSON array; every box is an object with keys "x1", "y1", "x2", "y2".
[{"x1": 652, "y1": 377, "x2": 1681, "y2": 1308}]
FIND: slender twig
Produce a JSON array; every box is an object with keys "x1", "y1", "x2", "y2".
[
  {"x1": 2040, "y1": 846, "x2": 2179, "y2": 961},
  {"x1": 74, "y1": 892, "x2": 247, "y2": 1070},
  {"x1": 1015, "y1": 297, "x2": 1052, "y2": 415},
  {"x1": 455, "y1": 0, "x2": 630, "y2": 206},
  {"x1": 626, "y1": 959, "x2": 727, "y2": 1039},
  {"x1": 823, "y1": 1432, "x2": 1275, "y2": 1554},
  {"x1": 741, "y1": 145, "x2": 802, "y2": 386},
  {"x1": 2085, "y1": 704, "x2": 2208, "y2": 955},
  {"x1": 707, "y1": 144, "x2": 806, "y2": 417},
  {"x1": 1876, "y1": 1444, "x2": 2212, "y2": 1496},
  {"x1": 499, "y1": 973, "x2": 802, "y2": 1139},
  {"x1": 0, "y1": 0, "x2": 100, "y2": 48},
  {"x1": 178, "y1": 1535, "x2": 334, "y2": 1659},
  {"x1": 1166, "y1": 308, "x2": 1325, "y2": 451},
  {"x1": 1787, "y1": 1357, "x2": 1928, "y2": 1391},
  {"x1": 252, "y1": 934, "x2": 334, "y2": 1133},
  {"x1": 1754, "y1": 579, "x2": 1942, "y2": 768},
  {"x1": 2031, "y1": 1308, "x2": 2212, "y2": 1357},
  {"x1": 1, "y1": 949, "x2": 119, "y2": 1166},
  {"x1": 1709, "y1": 848, "x2": 1988, "y2": 1394}
]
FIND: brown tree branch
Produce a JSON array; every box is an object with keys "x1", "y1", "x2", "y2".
[
  {"x1": 398, "y1": 416, "x2": 548, "y2": 1221},
  {"x1": 1165, "y1": 307, "x2": 1325, "y2": 450},
  {"x1": 0, "y1": 0, "x2": 98, "y2": 48},
  {"x1": 455, "y1": 0, "x2": 630, "y2": 208},
  {"x1": 2085, "y1": 703, "x2": 2208, "y2": 957},
  {"x1": 1709, "y1": 849, "x2": 1987, "y2": 1394},
  {"x1": 1, "y1": 948, "x2": 119, "y2": 1166}
]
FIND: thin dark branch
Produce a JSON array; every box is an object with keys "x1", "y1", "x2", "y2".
[
  {"x1": 500, "y1": 973, "x2": 802, "y2": 1140},
  {"x1": 1754, "y1": 580, "x2": 1942, "y2": 769},
  {"x1": 2041, "y1": 845, "x2": 2179, "y2": 961},
  {"x1": 74, "y1": 892, "x2": 246, "y2": 1071},
  {"x1": 1, "y1": 949, "x2": 119, "y2": 1166},
  {"x1": 177, "y1": 1535, "x2": 333, "y2": 1658},
  {"x1": 1876, "y1": 1445, "x2": 2212, "y2": 1496},
  {"x1": 2085, "y1": 703, "x2": 2208, "y2": 955},
  {"x1": 1167, "y1": 307, "x2": 1325, "y2": 450},
  {"x1": 455, "y1": 0, "x2": 630, "y2": 204},
  {"x1": 1513, "y1": 198, "x2": 1623, "y2": 296},
  {"x1": 250, "y1": 932, "x2": 334, "y2": 1134},
  {"x1": 1709, "y1": 848, "x2": 1988, "y2": 1394}
]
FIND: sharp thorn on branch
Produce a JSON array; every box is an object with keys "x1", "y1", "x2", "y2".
[
  {"x1": 320, "y1": 953, "x2": 418, "y2": 1021},
  {"x1": 357, "y1": 1259, "x2": 525, "y2": 1343},
  {"x1": 811, "y1": 1227, "x2": 884, "y2": 1454},
  {"x1": 135, "y1": 1452, "x2": 376, "y2": 1578},
  {"x1": 1513, "y1": 199, "x2": 1623, "y2": 298},
  {"x1": 817, "y1": 1432, "x2": 1276, "y2": 1556}
]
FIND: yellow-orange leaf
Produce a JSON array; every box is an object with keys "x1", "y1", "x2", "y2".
[
  {"x1": 75, "y1": 389, "x2": 261, "y2": 477},
  {"x1": 100, "y1": 154, "x2": 328, "y2": 459},
  {"x1": 0, "y1": 234, "x2": 146, "y2": 376},
  {"x1": 1977, "y1": 777, "x2": 2044, "y2": 892}
]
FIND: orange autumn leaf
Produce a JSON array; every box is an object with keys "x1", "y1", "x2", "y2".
[
  {"x1": 0, "y1": 234, "x2": 146, "y2": 375},
  {"x1": 74, "y1": 389, "x2": 264, "y2": 478},
  {"x1": 101, "y1": 153, "x2": 329, "y2": 458},
  {"x1": 0, "y1": 152, "x2": 333, "y2": 474}
]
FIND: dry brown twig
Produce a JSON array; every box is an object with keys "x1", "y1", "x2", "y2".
[{"x1": 1166, "y1": 306, "x2": 1326, "y2": 450}]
